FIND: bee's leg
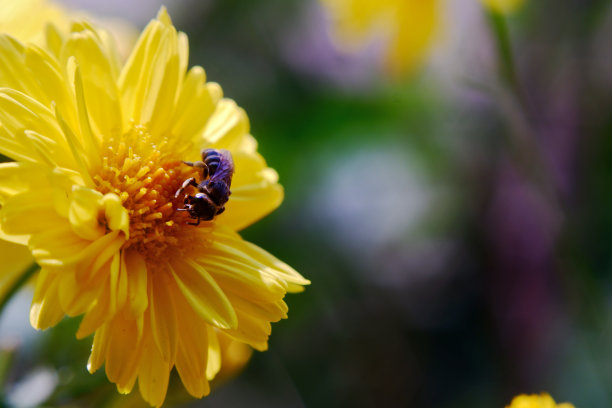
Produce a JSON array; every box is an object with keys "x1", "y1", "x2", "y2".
[
  {"x1": 174, "y1": 177, "x2": 198, "y2": 199},
  {"x1": 187, "y1": 216, "x2": 201, "y2": 226},
  {"x1": 216, "y1": 206, "x2": 225, "y2": 215},
  {"x1": 183, "y1": 160, "x2": 209, "y2": 179}
]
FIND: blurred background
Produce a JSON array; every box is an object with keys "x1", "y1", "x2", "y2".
[{"x1": 2, "y1": 0, "x2": 612, "y2": 407}]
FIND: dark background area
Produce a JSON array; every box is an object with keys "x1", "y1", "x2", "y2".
[{"x1": 3, "y1": 0, "x2": 612, "y2": 407}]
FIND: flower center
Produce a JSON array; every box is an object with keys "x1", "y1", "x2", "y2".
[{"x1": 93, "y1": 126, "x2": 200, "y2": 261}]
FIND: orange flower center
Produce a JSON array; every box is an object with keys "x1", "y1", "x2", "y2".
[{"x1": 93, "y1": 126, "x2": 202, "y2": 261}]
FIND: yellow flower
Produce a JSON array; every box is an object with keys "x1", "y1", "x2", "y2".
[
  {"x1": 0, "y1": 7, "x2": 309, "y2": 407},
  {"x1": 0, "y1": 0, "x2": 68, "y2": 45},
  {"x1": 0, "y1": 0, "x2": 136, "y2": 57},
  {"x1": 506, "y1": 393, "x2": 575, "y2": 408},
  {"x1": 319, "y1": 0, "x2": 439, "y2": 76},
  {"x1": 0, "y1": 240, "x2": 35, "y2": 302},
  {"x1": 211, "y1": 331, "x2": 253, "y2": 384},
  {"x1": 480, "y1": 0, "x2": 526, "y2": 14}
]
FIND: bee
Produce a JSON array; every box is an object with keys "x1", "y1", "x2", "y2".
[{"x1": 175, "y1": 148, "x2": 234, "y2": 225}]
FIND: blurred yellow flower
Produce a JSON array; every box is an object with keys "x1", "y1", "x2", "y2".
[
  {"x1": 0, "y1": 7, "x2": 309, "y2": 407},
  {"x1": 0, "y1": 0, "x2": 136, "y2": 57},
  {"x1": 212, "y1": 331, "x2": 253, "y2": 384},
  {"x1": 0, "y1": 0, "x2": 68, "y2": 44},
  {"x1": 320, "y1": 0, "x2": 439, "y2": 76},
  {"x1": 480, "y1": 0, "x2": 526, "y2": 14},
  {"x1": 506, "y1": 393, "x2": 575, "y2": 408},
  {"x1": 0, "y1": 241, "x2": 34, "y2": 302}
]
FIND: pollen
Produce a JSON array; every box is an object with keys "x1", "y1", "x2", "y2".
[{"x1": 93, "y1": 125, "x2": 197, "y2": 260}]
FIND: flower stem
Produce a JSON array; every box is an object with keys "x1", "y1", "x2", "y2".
[
  {"x1": 0, "y1": 263, "x2": 38, "y2": 316},
  {"x1": 485, "y1": 8, "x2": 565, "y2": 217},
  {"x1": 486, "y1": 10, "x2": 526, "y2": 113}
]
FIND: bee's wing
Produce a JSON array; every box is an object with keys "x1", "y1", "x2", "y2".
[
  {"x1": 219, "y1": 149, "x2": 234, "y2": 163},
  {"x1": 219, "y1": 149, "x2": 235, "y2": 173}
]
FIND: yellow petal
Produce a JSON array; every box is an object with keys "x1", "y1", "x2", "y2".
[
  {"x1": 71, "y1": 66, "x2": 101, "y2": 174},
  {"x1": 229, "y1": 295, "x2": 288, "y2": 324},
  {"x1": 109, "y1": 252, "x2": 128, "y2": 315},
  {"x1": 0, "y1": 240, "x2": 35, "y2": 301},
  {"x1": 88, "y1": 323, "x2": 109, "y2": 373},
  {"x1": 176, "y1": 360, "x2": 211, "y2": 399},
  {"x1": 0, "y1": 88, "x2": 74, "y2": 167},
  {"x1": 28, "y1": 223, "x2": 88, "y2": 269},
  {"x1": 105, "y1": 315, "x2": 142, "y2": 393},
  {"x1": 118, "y1": 11, "x2": 181, "y2": 136},
  {"x1": 57, "y1": 266, "x2": 103, "y2": 317},
  {"x1": 169, "y1": 259, "x2": 237, "y2": 330},
  {"x1": 68, "y1": 185, "x2": 106, "y2": 240},
  {"x1": 30, "y1": 268, "x2": 64, "y2": 330},
  {"x1": 77, "y1": 276, "x2": 112, "y2": 339},
  {"x1": 43, "y1": 239, "x2": 112, "y2": 283},
  {"x1": 0, "y1": 161, "x2": 49, "y2": 205},
  {"x1": 137, "y1": 328, "x2": 171, "y2": 408},
  {"x1": 198, "y1": 254, "x2": 288, "y2": 304},
  {"x1": 202, "y1": 99, "x2": 249, "y2": 151},
  {"x1": 217, "y1": 150, "x2": 284, "y2": 231},
  {"x1": 49, "y1": 167, "x2": 85, "y2": 218},
  {"x1": 222, "y1": 310, "x2": 271, "y2": 351},
  {"x1": 155, "y1": 6, "x2": 172, "y2": 25},
  {"x1": 61, "y1": 25, "x2": 122, "y2": 141},
  {"x1": 0, "y1": 222, "x2": 29, "y2": 246},
  {"x1": 0, "y1": 35, "x2": 44, "y2": 103},
  {"x1": 207, "y1": 82, "x2": 223, "y2": 105},
  {"x1": 67, "y1": 229, "x2": 124, "y2": 282},
  {"x1": 148, "y1": 270, "x2": 178, "y2": 363},
  {"x1": 206, "y1": 326, "x2": 221, "y2": 380},
  {"x1": 102, "y1": 193, "x2": 130, "y2": 238},
  {"x1": 1, "y1": 189, "x2": 66, "y2": 238},
  {"x1": 177, "y1": 31, "x2": 189, "y2": 88},
  {"x1": 53, "y1": 103, "x2": 95, "y2": 187},
  {"x1": 24, "y1": 44, "x2": 78, "y2": 131},
  {"x1": 211, "y1": 226, "x2": 310, "y2": 291},
  {"x1": 171, "y1": 66, "x2": 216, "y2": 149},
  {"x1": 45, "y1": 23, "x2": 64, "y2": 58},
  {"x1": 124, "y1": 249, "x2": 148, "y2": 319},
  {"x1": 174, "y1": 294, "x2": 211, "y2": 398}
]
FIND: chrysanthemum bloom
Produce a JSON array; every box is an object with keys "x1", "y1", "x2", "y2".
[
  {"x1": 480, "y1": 0, "x2": 526, "y2": 15},
  {"x1": 319, "y1": 0, "x2": 439, "y2": 76},
  {"x1": 0, "y1": 8, "x2": 309, "y2": 407},
  {"x1": 506, "y1": 393, "x2": 575, "y2": 408}
]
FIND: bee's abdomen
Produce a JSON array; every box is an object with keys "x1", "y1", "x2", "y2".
[{"x1": 202, "y1": 149, "x2": 222, "y2": 176}]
